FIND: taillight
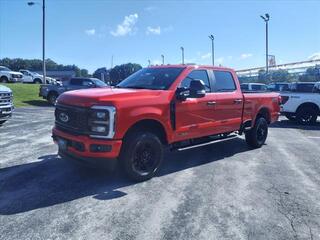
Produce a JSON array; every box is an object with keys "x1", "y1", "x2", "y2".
[{"x1": 281, "y1": 96, "x2": 289, "y2": 105}]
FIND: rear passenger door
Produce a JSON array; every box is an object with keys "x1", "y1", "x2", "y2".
[{"x1": 211, "y1": 70, "x2": 243, "y2": 133}]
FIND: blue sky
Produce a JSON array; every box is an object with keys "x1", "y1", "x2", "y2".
[{"x1": 1, "y1": 0, "x2": 319, "y2": 73}]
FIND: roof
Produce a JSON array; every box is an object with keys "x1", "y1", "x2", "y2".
[{"x1": 147, "y1": 64, "x2": 235, "y2": 72}]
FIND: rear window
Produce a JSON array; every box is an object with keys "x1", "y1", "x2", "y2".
[
  {"x1": 212, "y1": 71, "x2": 236, "y2": 92},
  {"x1": 291, "y1": 83, "x2": 315, "y2": 92},
  {"x1": 241, "y1": 84, "x2": 249, "y2": 90},
  {"x1": 70, "y1": 78, "x2": 83, "y2": 85}
]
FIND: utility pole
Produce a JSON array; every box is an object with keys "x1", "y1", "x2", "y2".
[
  {"x1": 260, "y1": 13, "x2": 270, "y2": 74},
  {"x1": 209, "y1": 35, "x2": 214, "y2": 66},
  {"x1": 148, "y1": 59, "x2": 151, "y2": 66},
  {"x1": 180, "y1": 47, "x2": 184, "y2": 64},
  {"x1": 161, "y1": 54, "x2": 164, "y2": 65},
  {"x1": 111, "y1": 55, "x2": 114, "y2": 68}
]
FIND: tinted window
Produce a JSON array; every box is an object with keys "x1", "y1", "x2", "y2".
[
  {"x1": 70, "y1": 78, "x2": 83, "y2": 86},
  {"x1": 92, "y1": 79, "x2": 108, "y2": 87},
  {"x1": 297, "y1": 84, "x2": 315, "y2": 92},
  {"x1": 117, "y1": 67, "x2": 184, "y2": 90},
  {"x1": 180, "y1": 70, "x2": 211, "y2": 92},
  {"x1": 82, "y1": 79, "x2": 93, "y2": 86},
  {"x1": 213, "y1": 71, "x2": 236, "y2": 92},
  {"x1": 252, "y1": 84, "x2": 267, "y2": 91},
  {"x1": 241, "y1": 84, "x2": 249, "y2": 90}
]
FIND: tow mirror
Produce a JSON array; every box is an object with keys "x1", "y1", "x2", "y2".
[{"x1": 176, "y1": 79, "x2": 206, "y2": 100}]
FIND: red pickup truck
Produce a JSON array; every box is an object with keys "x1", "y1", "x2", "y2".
[{"x1": 52, "y1": 65, "x2": 280, "y2": 181}]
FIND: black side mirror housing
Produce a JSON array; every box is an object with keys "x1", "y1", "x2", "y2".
[{"x1": 176, "y1": 79, "x2": 206, "y2": 100}]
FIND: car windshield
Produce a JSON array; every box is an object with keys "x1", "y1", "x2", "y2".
[
  {"x1": 116, "y1": 67, "x2": 185, "y2": 90},
  {"x1": 92, "y1": 79, "x2": 108, "y2": 87},
  {"x1": 0, "y1": 66, "x2": 11, "y2": 71}
]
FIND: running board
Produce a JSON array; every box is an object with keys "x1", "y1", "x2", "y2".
[{"x1": 173, "y1": 135, "x2": 239, "y2": 152}]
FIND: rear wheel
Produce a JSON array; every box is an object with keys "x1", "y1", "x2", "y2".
[
  {"x1": 120, "y1": 131, "x2": 163, "y2": 182},
  {"x1": 296, "y1": 107, "x2": 318, "y2": 125},
  {"x1": 47, "y1": 92, "x2": 58, "y2": 105},
  {"x1": 245, "y1": 117, "x2": 268, "y2": 148},
  {"x1": 34, "y1": 78, "x2": 42, "y2": 84}
]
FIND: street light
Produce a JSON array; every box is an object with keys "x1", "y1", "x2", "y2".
[
  {"x1": 260, "y1": 13, "x2": 270, "y2": 74},
  {"x1": 28, "y1": 0, "x2": 46, "y2": 84},
  {"x1": 148, "y1": 59, "x2": 151, "y2": 66},
  {"x1": 208, "y1": 35, "x2": 214, "y2": 66},
  {"x1": 180, "y1": 47, "x2": 184, "y2": 64},
  {"x1": 161, "y1": 54, "x2": 164, "y2": 65}
]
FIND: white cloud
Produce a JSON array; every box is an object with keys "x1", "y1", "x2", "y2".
[
  {"x1": 163, "y1": 25, "x2": 174, "y2": 32},
  {"x1": 201, "y1": 52, "x2": 211, "y2": 59},
  {"x1": 308, "y1": 52, "x2": 320, "y2": 60},
  {"x1": 240, "y1": 53, "x2": 253, "y2": 59},
  {"x1": 216, "y1": 57, "x2": 224, "y2": 64},
  {"x1": 146, "y1": 26, "x2": 161, "y2": 35},
  {"x1": 85, "y1": 29, "x2": 95, "y2": 36},
  {"x1": 110, "y1": 13, "x2": 138, "y2": 37}
]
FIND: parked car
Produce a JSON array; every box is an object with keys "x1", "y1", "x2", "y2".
[
  {"x1": 0, "y1": 84, "x2": 14, "y2": 125},
  {"x1": 52, "y1": 65, "x2": 281, "y2": 182},
  {"x1": 39, "y1": 77, "x2": 109, "y2": 105},
  {"x1": 288, "y1": 82, "x2": 316, "y2": 93},
  {"x1": 240, "y1": 83, "x2": 267, "y2": 92},
  {"x1": 281, "y1": 82, "x2": 320, "y2": 124},
  {"x1": 0, "y1": 66, "x2": 23, "y2": 83},
  {"x1": 19, "y1": 69, "x2": 56, "y2": 84},
  {"x1": 267, "y1": 82, "x2": 290, "y2": 92}
]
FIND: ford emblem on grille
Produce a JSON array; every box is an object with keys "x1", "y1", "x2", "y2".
[{"x1": 59, "y1": 112, "x2": 69, "y2": 123}]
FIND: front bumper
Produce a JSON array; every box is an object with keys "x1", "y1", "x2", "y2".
[
  {"x1": 10, "y1": 77, "x2": 22, "y2": 82},
  {"x1": 0, "y1": 106, "x2": 13, "y2": 121},
  {"x1": 52, "y1": 127, "x2": 122, "y2": 162}
]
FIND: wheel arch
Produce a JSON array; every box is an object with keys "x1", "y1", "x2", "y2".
[
  {"x1": 255, "y1": 107, "x2": 271, "y2": 124},
  {"x1": 123, "y1": 119, "x2": 168, "y2": 145},
  {"x1": 296, "y1": 102, "x2": 319, "y2": 114}
]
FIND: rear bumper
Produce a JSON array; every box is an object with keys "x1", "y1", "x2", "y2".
[{"x1": 52, "y1": 127, "x2": 122, "y2": 161}]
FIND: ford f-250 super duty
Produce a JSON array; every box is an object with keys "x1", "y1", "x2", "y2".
[{"x1": 52, "y1": 65, "x2": 281, "y2": 181}]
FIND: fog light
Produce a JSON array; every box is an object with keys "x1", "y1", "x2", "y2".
[
  {"x1": 91, "y1": 125, "x2": 107, "y2": 133},
  {"x1": 90, "y1": 144, "x2": 112, "y2": 152}
]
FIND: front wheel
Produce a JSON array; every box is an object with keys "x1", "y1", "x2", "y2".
[
  {"x1": 47, "y1": 92, "x2": 58, "y2": 105},
  {"x1": 245, "y1": 118, "x2": 268, "y2": 148},
  {"x1": 119, "y1": 131, "x2": 163, "y2": 182},
  {"x1": 296, "y1": 107, "x2": 318, "y2": 125}
]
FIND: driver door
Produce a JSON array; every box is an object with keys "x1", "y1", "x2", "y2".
[{"x1": 174, "y1": 70, "x2": 216, "y2": 142}]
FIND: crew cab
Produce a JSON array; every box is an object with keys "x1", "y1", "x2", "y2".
[
  {"x1": 0, "y1": 84, "x2": 14, "y2": 125},
  {"x1": 281, "y1": 82, "x2": 320, "y2": 124},
  {"x1": 19, "y1": 69, "x2": 56, "y2": 84},
  {"x1": 52, "y1": 65, "x2": 281, "y2": 181},
  {"x1": 0, "y1": 66, "x2": 23, "y2": 83},
  {"x1": 39, "y1": 77, "x2": 109, "y2": 105}
]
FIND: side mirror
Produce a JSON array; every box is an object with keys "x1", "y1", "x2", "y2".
[
  {"x1": 176, "y1": 79, "x2": 206, "y2": 100},
  {"x1": 189, "y1": 80, "x2": 206, "y2": 98}
]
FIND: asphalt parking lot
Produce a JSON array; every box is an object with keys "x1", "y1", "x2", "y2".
[{"x1": 0, "y1": 107, "x2": 320, "y2": 240}]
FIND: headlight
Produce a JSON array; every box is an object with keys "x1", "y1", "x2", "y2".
[{"x1": 89, "y1": 106, "x2": 116, "y2": 139}]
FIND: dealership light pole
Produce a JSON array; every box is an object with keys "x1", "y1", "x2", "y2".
[
  {"x1": 209, "y1": 35, "x2": 215, "y2": 66},
  {"x1": 180, "y1": 47, "x2": 184, "y2": 64},
  {"x1": 28, "y1": 0, "x2": 46, "y2": 84},
  {"x1": 161, "y1": 54, "x2": 164, "y2": 65},
  {"x1": 260, "y1": 13, "x2": 270, "y2": 74}
]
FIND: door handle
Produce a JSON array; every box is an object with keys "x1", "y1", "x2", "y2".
[
  {"x1": 234, "y1": 99, "x2": 242, "y2": 104},
  {"x1": 207, "y1": 101, "x2": 216, "y2": 106}
]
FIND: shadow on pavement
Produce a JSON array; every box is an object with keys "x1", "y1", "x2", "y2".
[
  {"x1": 22, "y1": 100, "x2": 53, "y2": 107},
  {"x1": 270, "y1": 119, "x2": 320, "y2": 131},
  {"x1": 0, "y1": 138, "x2": 250, "y2": 215}
]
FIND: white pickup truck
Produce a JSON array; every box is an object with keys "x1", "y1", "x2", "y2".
[
  {"x1": 0, "y1": 85, "x2": 14, "y2": 125},
  {"x1": 0, "y1": 66, "x2": 23, "y2": 83},
  {"x1": 19, "y1": 69, "x2": 56, "y2": 84},
  {"x1": 281, "y1": 82, "x2": 320, "y2": 124}
]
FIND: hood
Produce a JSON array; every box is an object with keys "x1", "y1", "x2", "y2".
[
  {"x1": 58, "y1": 87, "x2": 165, "y2": 107},
  {"x1": 0, "y1": 85, "x2": 12, "y2": 93},
  {"x1": 8, "y1": 70, "x2": 23, "y2": 75}
]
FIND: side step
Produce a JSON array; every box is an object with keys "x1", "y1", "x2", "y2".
[{"x1": 172, "y1": 134, "x2": 239, "y2": 152}]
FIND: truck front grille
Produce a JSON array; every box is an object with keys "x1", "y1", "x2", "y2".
[
  {"x1": 0, "y1": 92, "x2": 13, "y2": 106},
  {"x1": 55, "y1": 104, "x2": 89, "y2": 135}
]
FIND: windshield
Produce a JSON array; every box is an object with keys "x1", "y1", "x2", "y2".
[
  {"x1": 116, "y1": 67, "x2": 185, "y2": 90},
  {"x1": 92, "y1": 78, "x2": 108, "y2": 87},
  {"x1": 0, "y1": 66, "x2": 11, "y2": 71}
]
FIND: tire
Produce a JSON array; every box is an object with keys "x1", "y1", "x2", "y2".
[
  {"x1": 119, "y1": 131, "x2": 163, "y2": 182},
  {"x1": 296, "y1": 106, "x2": 318, "y2": 125},
  {"x1": 284, "y1": 114, "x2": 296, "y2": 121},
  {"x1": 245, "y1": 117, "x2": 268, "y2": 148},
  {"x1": 0, "y1": 76, "x2": 8, "y2": 83},
  {"x1": 47, "y1": 92, "x2": 58, "y2": 105},
  {"x1": 34, "y1": 78, "x2": 42, "y2": 84}
]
